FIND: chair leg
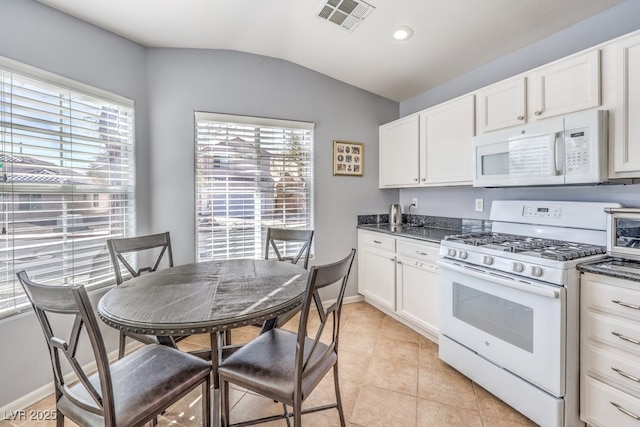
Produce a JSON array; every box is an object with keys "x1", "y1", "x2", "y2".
[
  {"x1": 220, "y1": 378, "x2": 229, "y2": 427},
  {"x1": 55, "y1": 411, "x2": 64, "y2": 427},
  {"x1": 293, "y1": 396, "x2": 302, "y2": 427},
  {"x1": 333, "y1": 362, "x2": 346, "y2": 427},
  {"x1": 118, "y1": 330, "x2": 126, "y2": 359},
  {"x1": 202, "y1": 376, "x2": 211, "y2": 427}
]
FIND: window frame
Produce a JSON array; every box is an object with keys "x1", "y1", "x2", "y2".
[
  {"x1": 0, "y1": 55, "x2": 136, "y2": 319},
  {"x1": 194, "y1": 112, "x2": 314, "y2": 262}
]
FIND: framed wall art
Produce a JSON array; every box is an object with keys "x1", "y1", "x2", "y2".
[{"x1": 333, "y1": 140, "x2": 363, "y2": 176}]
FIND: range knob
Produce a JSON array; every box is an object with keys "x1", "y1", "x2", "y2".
[
  {"x1": 459, "y1": 250, "x2": 468, "y2": 260},
  {"x1": 447, "y1": 248, "x2": 457, "y2": 257},
  {"x1": 512, "y1": 262, "x2": 525, "y2": 273},
  {"x1": 483, "y1": 255, "x2": 494, "y2": 265},
  {"x1": 531, "y1": 266, "x2": 543, "y2": 277}
]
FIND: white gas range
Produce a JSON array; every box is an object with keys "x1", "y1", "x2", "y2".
[{"x1": 438, "y1": 200, "x2": 621, "y2": 427}]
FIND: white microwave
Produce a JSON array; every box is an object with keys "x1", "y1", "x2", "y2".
[
  {"x1": 606, "y1": 207, "x2": 640, "y2": 261},
  {"x1": 473, "y1": 109, "x2": 608, "y2": 187}
]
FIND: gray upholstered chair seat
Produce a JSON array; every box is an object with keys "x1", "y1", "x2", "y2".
[
  {"x1": 58, "y1": 344, "x2": 211, "y2": 427},
  {"x1": 219, "y1": 329, "x2": 336, "y2": 404}
]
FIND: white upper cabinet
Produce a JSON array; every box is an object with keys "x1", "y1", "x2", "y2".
[
  {"x1": 476, "y1": 77, "x2": 527, "y2": 133},
  {"x1": 611, "y1": 32, "x2": 640, "y2": 176},
  {"x1": 378, "y1": 29, "x2": 640, "y2": 187},
  {"x1": 476, "y1": 50, "x2": 601, "y2": 134},
  {"x1": 379, "y1": 114, "x2": 420, "y2": 187},
  {"x1": 529, "y1": 49, "x2": 601, "y2": 120},
  {"x1": 420, "y1": 95, "x2": 475, "y2": 185}
]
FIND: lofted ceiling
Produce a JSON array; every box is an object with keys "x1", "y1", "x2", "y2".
[{"x1": 37, "y1": 0, "x2": 625, "y2": 102}]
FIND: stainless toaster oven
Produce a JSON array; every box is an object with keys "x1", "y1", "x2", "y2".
[{"x1": 606, "y1": 207, "x2": 640, "y2": 261}]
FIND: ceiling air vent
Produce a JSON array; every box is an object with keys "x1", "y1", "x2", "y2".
[{"x1": 318, "y1": 0, "x2": 375, "y2": 32}]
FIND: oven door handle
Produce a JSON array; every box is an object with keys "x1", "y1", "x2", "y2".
[{"x1": 438, "y1": 261, "x2": 560, "y2": 299}]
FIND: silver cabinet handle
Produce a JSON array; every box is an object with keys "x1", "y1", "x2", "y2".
[
  {"x1": 612, "y1": 300, "x2": 640, "y2": 311},
  {"x1": 517, "y1": 115, "x2": 524, "y2": 120},
  {"x1": 611, "y1": 367, "x2": 640, "y2": 383},
  {"x1": 415, "y1": 251, "x2": 428, "y2": 256},
  {"x1": 397, "y1": 260, "x2": 402, "y2": 265},
  {"x1": 534, "y1": 110, "x2": 542, "y2": 116},
  {"x1": 413, "y1": 178, "x2": 418, "y2": 182},
  {"x1": 389, "y1": 257, "x2": 395, "y2": 262},
  {"x1": 421, "y1": 178, "x2": 426, "y2": 181},
  {"x1": 373, "y1": 240, "x2": 382, "y2": 244},
  {"x1": 611, "y1": 401, "x2": 640, "y2": 420},
  {"x1": 612, "y1": 331, "x2": 640, "y2": 345}
]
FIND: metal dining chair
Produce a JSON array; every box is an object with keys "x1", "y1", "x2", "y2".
[
  {"x1": 265, "y1": 227, "x2": 314, "y2": 269},
  {"x1": 262, "y1": 228, "x2": 314, "y2": 329},
  {"x1": 16, "y1": 270, "x2": 212, "y2": 427},
  {"x1": 107, "y1": 231, "x2": 180, "y2": 358},
  {"x1": 218, "y1": 249, "x2": 356, "y2": 427}
]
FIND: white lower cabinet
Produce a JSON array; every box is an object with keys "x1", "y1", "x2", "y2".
[
  {"x1": 358, "y1": 229, "x2": 439, "y2": 340},
  {"x1": 581, "y1": 272, "x2": 640, "y2": 426}
]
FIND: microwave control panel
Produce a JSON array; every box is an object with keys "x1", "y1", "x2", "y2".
[{"x1": 564, "y1": 127, "x2": 590, "y2": 174}]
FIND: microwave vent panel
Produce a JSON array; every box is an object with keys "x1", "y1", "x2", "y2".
[{"x1": 317, "y1": 0, "x2": 375, "y2": 32}]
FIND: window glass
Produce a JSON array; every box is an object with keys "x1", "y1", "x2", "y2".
[
  {"x1": 0, "y1": 64, "x2": 135, "y2": 318},
  {"x1": 195, "y1": 113, "x2": 313, "y2": 261}
]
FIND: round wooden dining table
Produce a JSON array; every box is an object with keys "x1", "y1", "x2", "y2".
[
  {"x1": 98, "y1": 258, "x2": 309, "y2": 426},
  {"x1": 98, "y1": 258, "x2": 308, "y2": 336}
]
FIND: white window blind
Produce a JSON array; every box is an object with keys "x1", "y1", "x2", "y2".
[
  {"x1": 195, "y1": 113, "x2": 313, "y2": 262},
  {"x1": 0, "y1": 62, "x2": 135, "y2": 319}
]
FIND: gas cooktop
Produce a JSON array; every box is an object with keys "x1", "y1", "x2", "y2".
[{"x1": 444, "y1": 232, "x2": 607, "y2": 261}]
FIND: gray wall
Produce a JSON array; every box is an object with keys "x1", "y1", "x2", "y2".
[
  {"x1": 398, "y1": 0, "x2": 640, "y2": 219},
  {"x1": 0, "y1": 0, "x2": 398, "y2": 409},
  {"x1": 145, "y1": 47, "x2": 398, "y2": 277}
]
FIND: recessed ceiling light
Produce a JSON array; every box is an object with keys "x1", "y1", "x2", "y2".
[{"x1": 393, "y1": 26, "x2": 414, "y2": 41}]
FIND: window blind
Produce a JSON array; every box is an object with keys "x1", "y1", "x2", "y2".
[
  {"x1": 195, "y1": 113, "x2": 313, "y2": 262},
  {"x1": 0, "y1": 64, "x2": 135, "y2": 319}
]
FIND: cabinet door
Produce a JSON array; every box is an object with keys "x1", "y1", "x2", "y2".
[
  {"x1": 613, "y1": 34, "x2": 640, "y2": 174},
  {"x1": 358, "y1": 245, "x2": 396, "y2": 311},
  {"x1": 379, "y1": 115, "x2": 420, "y2": 187},
  {"x1": 529, "y1": 49, "x2": 601, "y2": 120},
  {"x1": 396, "y1": 256, "x2": 438, "y2": 335},
  {"x1": 476, "y1": 77, "x2": 527, "y2": 133},
  {"x1": 420, "y1": 95, "x2": 475, "y2": 185}
]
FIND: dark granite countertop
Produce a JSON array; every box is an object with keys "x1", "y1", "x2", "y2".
[
  {"x1": 357, "y1": 214, "x2": 491, "y2": 244},
  {"x1": 357, "y1": 223, "x2": 459, "y2": 244},
  {"x1": 577, "y1": 257, "x2": 640, "y2": 282}
]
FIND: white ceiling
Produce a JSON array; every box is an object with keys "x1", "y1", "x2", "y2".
[{"x1": 37, "y1": 0, "x2": 625, "y2": 102}]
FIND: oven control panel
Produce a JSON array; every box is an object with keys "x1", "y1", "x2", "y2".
[{"x1": 522, "y1": 206, "x2": 563, "y2": 219}]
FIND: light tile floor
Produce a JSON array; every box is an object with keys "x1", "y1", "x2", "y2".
[{"x1": 1, "y1": 301, "x2": 537, "y2": 426}]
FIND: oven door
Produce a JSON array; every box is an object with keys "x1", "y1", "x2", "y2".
[{"x1": 439, "y1": 260, "x2": 566, "y2": 397}]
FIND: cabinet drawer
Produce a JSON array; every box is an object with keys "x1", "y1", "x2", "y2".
[
  {"x1": 359, "y1": 231, "x2": 395, "y2": 252},
  {"x1": 584, "y1": 278, "x2": 640, "y2": 323},
  {"x1": 397, "y1": 239, "x2": 439, "y2": 264},
  {"x1": 584, "y1": 311, "x2": 640, "y2": 357},
  {"x1": 583, "y1": 376, "x2": 640, "y2": 427},
  {"x1": 585, "y1": 343, "x2": 640, "y2": 398}
]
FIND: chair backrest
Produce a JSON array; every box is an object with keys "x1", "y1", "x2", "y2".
[
  {"x1": 264, "y1": 228, "x2": 314, "y2": 269},
  {"x1": 16, "y1": 270, "x2": 117, "y2": 423},
  {"x1": 294, "y1": 249, "x2": 356, "y2": 384},
  {"x1": 107, "y1": 232, "x2": 173, "y2": 285}
]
